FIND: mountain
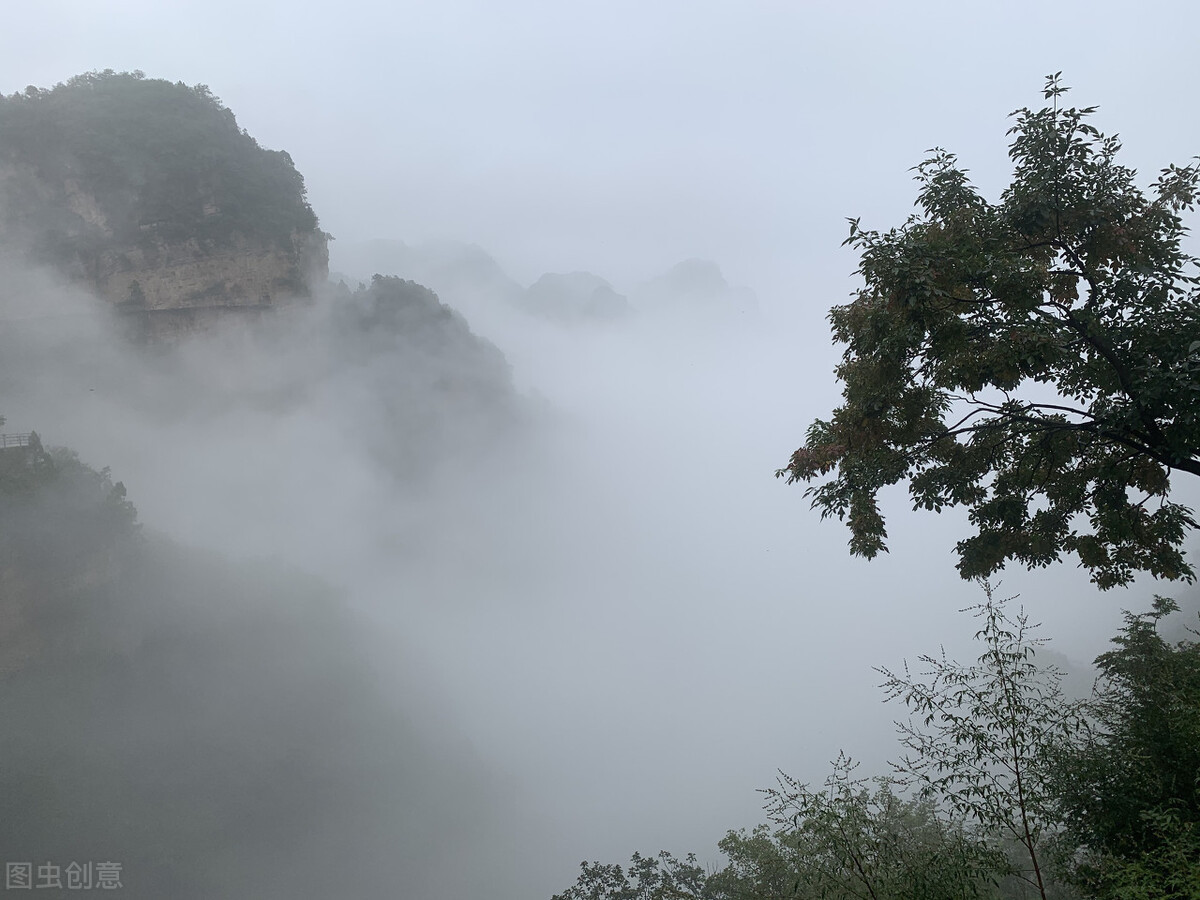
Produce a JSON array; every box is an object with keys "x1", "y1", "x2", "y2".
[
  {"x1": 0, "y1": 440, "x2": 499, "y2": 899},
  {"x1": 330, "y1": 238, "x2": 524, "y2": 307},
  {"x1": 0, "y1": 70, "x2": 327, "y2": 339},
  {"x1": 0, "y1": 72, "x2": 526, "y2": 898},
  {"x1": 632, "y1": 258, "x2": 756, "y2": 315},
  {"x1": 325, "y1": 274, "x2": 517, "y2": 474},
  {"x1": 332, "y1": 240, "x2": 636, "y2": 324},
  {"x1": 521, "y1": 271, "x2": 630, "y2": 322}
]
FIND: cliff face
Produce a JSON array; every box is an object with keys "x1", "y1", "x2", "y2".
[
  {"x1": 99, "y1": 232, "x2": 327, "y2": 311},
  {"x1": 97, "y1": 228, "x2": 328, "y2": 340},
  {"x1": 0, "y1": 71, "x2": 328, "y2": 335}
]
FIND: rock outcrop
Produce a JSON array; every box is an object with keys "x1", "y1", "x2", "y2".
[{"x1": 0, "y1": 71, "x2": 328, "y2": 338}]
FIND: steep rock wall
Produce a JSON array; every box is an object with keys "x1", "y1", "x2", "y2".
[{"x1": 0, "y1": 158, "x2": 328, "y2": 330}]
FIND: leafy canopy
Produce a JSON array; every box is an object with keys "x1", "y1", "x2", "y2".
[{"x1": 779, "y1": 75, "x2": 1200, "y2": 588}]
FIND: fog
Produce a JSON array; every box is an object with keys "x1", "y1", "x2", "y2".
[{"x1": 3, "y1": 2, "x2": 1200, "y2": 898}]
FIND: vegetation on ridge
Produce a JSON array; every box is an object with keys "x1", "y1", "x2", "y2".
[{"x1": 0, "y1": 70, "x2": 320, "y2": 267}]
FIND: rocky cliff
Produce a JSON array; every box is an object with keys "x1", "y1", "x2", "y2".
[{"x1": 0, "y1": 71, "x2": 327, "y2": 337}]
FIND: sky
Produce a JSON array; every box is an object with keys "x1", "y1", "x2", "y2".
[
  {"x1": 7, "y1": 1, "x2": 1200, "y2": 296},
  {"x1": 2, "y1": 2, "x2": 1200, "y2": 898}
]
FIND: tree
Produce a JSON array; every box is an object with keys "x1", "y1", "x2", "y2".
[
  {"x1": 548, "y1": 780, "x2": 999, "y2": 900},
  {"x1": 550, "y1": 850, "x2": 711, "y2": 900},
  {"x1": 706, "y1": 826, "x2": 807, "y2": 900},
  {"x1": 762, "y1": 754, "x2": 1003, "y2": 900},
  {"x1": 877, "y1": 589, "x2": 1084, "y2": 899},
  {"x1": 778, "y1": 75, "x2": 1200, "y2": 588},
  {"x1": 1048, "y1": 597, "x2": 1200, "y2": 897}
]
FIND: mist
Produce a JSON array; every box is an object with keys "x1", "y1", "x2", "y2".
[
  {"x1": 3, "y1": 3, "x2": 1200, "y2": 898},
  {"x1": 0, "y1": 249, "x2": 1158, "y2": 898}
]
